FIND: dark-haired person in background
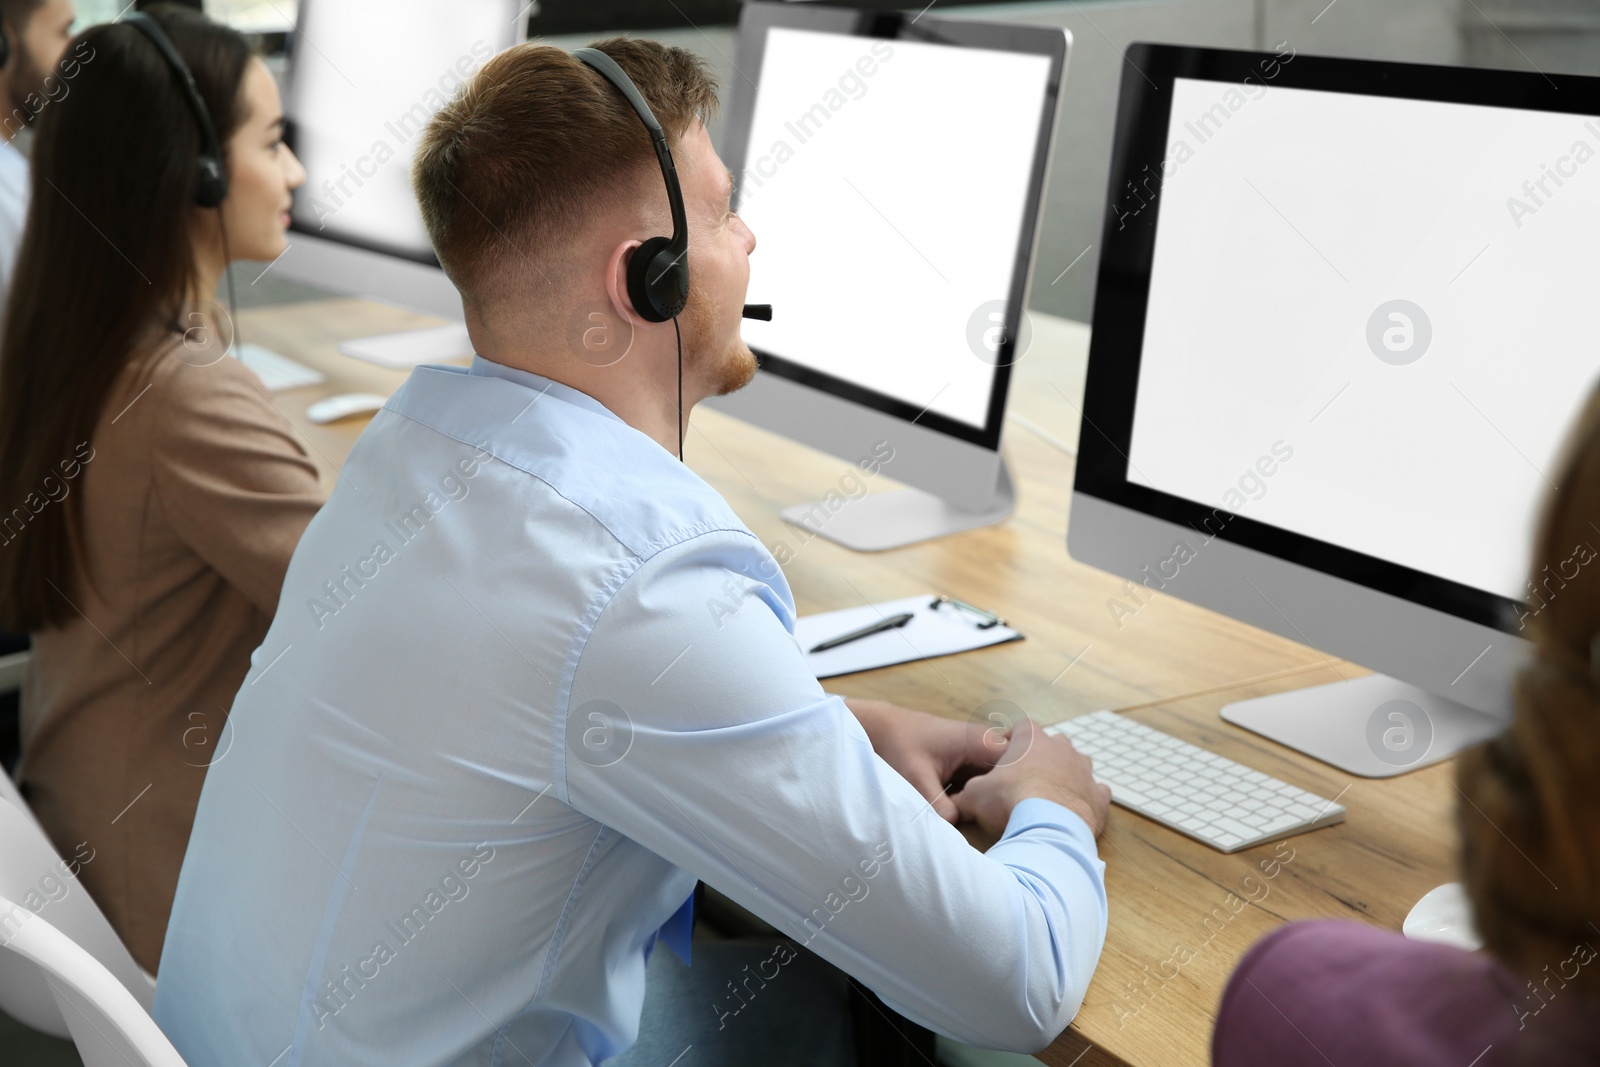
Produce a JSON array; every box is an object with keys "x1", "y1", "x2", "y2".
[
  {"x1": 0, "y1": 0, "x2": 77, "y2": 778},
  {"x1": 0, "y1": 2, "x2": 323, "y2": 975},
  {"x1": 1212, "y1": 387, "x2": 1600, "y2": 1066}
]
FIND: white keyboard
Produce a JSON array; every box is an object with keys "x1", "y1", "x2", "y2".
[
  {"x1": 1046, "y1": 710, "x2": 1346, "y2": 853},
  {"x1": 237, "y1": 343, "x2": 325, "y2": 392}
]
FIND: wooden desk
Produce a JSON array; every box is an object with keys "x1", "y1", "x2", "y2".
[{"x1": 242, "y1": 298, "x2": 1461, "y2": 1067}]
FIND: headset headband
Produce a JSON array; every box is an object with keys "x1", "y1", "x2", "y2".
[
  {"x1": 124, "y1": 11, "x2": 228, "y2": 208},
  {"x1": 573, "y1": 46, "x2": 689, "y2": 322}
]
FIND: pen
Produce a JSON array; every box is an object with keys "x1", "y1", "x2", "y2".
[{"x1": 808, "y1": 612, "x2": 915, "y2": 653}]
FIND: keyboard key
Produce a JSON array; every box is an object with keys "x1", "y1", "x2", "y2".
[{"x1": 1211, "y1": 817, "x2": 1258, "y2": 840}]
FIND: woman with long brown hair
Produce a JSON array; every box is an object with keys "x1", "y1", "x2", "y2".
[
  {"x1": 0, "y1": 2, "x2": 323, "y2": 974},
  {"x1": 1212, "y1": 388, "x2": 1600, "y2": 1065}
]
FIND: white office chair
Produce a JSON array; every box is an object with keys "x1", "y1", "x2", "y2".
[
  {"x1": 0, "y1": 795, "x2": 154, "y2": 1039},
  {"x1": 0, "y1": 756, "x2": 41, "y2": 830},
  {"x1": 0, "y1": 892, "x2": 186, "y2": 1066}
]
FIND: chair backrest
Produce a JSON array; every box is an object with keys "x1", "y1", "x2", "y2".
[
  {"x1": 0, "y1": 794, "x2": 154, "y2": 1038},
  {"x1": 0, "y1": 761, "x2": 37, "y2": 825},
  {"x1": 0, "y1": 893, "x2": 186, "y2": 1067}
]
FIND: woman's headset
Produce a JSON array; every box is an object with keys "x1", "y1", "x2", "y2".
[
  {"x1": 123, "y1": 11, "x2": 228, "y2": 208},
  {"x1": 121, "y1": 10, "x2": 243, "y2": 359}
]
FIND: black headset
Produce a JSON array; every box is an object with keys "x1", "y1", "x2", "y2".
[
  {"x1": 573, "y1": 47, "x2": 689, "y2": 324},
  {"x1": 124, "y1": 12, "x2": 228, "y2": 208},
  {"x1": 1, "y1": 20, "x2": 9, "y2": 70}
]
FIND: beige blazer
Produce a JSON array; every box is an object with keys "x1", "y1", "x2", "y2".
[{"x1": 18, "y1": 339, "x2": 324, "y2": 973}]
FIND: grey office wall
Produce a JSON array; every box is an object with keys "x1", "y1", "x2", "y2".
[
  {"x1": 942, "y1": 0, "x2": 1600, "y2": 323},
  {"x1": 1463, "y1": 0, "x2": 1600, "y2": 75}
]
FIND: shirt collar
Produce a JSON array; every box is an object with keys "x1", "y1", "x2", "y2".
[{"x1": 467, "y1": 354, "x2": 627, "y2": 427}]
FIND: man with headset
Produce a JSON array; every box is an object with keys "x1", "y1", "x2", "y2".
[{"x1": 154, "y1": 37, "x2": 1112, "y2": 1067}]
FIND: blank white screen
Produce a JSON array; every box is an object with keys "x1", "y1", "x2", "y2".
[
  {"x1": 736, "y1": 27, "x2": 1052, "y2": 429},
  {"x1": 286, "y1": 1, "x2": 516, "y2": 258},
  {"x1": 1127, "y1": 77, "x2": 1600, "y2": 603}
]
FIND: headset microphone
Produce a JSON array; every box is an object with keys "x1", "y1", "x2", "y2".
[{"x1": 741, "y1": 304, "x2": 772, "y2": 321}]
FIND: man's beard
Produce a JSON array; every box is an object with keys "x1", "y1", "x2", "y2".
[{"x1": 680, "y1": 282, "x2": 758, "y2": 397}]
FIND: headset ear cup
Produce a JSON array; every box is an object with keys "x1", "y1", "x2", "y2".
[
  {"x1": 649, "y1": 245, "x2": 689, "y2": 319},
  {"x1": 195, "y1": 156, "x2": 227, "y2": 208},
  {"x1": 625, "y1": 236, "x2": 670, "y2": 323},
  {"x1": 627, "y1": 235, "x2": 687, "y2": 323}
]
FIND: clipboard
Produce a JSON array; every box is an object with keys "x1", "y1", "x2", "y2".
[{"x1": 795, "y1": 594, "x2": 1023, "y2": 679}]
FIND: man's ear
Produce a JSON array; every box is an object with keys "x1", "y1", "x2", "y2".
[{"x1": 604, "y1": 239, "x2": 644, "y2": 326}]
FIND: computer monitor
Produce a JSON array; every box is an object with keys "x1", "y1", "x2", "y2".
[
  {"x1": 705, "y1": 2, "x2": 1069, "y2": 551},
  {"x1": 1071, "y1": 43, "x2": 1600, "y2": 777},
  {"x1": 275, "y1": 0, "x2": 523, "y2": 362}
]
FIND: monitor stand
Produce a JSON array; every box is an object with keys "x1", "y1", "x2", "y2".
[
  {"x1": 338, "y1": 322, "x2": 474, "y2": 368},
  {"x1": 1220, "y1": 673, "x2": 1505, "y2": 779},
  {"x1": 780, "y1": 457, "x2": 1015, "y2": 552}
]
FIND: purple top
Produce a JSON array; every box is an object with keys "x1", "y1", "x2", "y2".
[{"x1": 1213, "y1": 920, "x2": 1600, "y2": 1067}]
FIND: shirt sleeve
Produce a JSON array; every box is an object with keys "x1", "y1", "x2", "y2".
[
  {"x1": 150, "y1": 357, "x2": 325, "y2": 615},
  {"x1": 563, "y1": 531, "x2": 1108, "y2": 1053}
]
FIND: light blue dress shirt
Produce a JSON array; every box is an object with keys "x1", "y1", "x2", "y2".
[{"x1": 152, "y1": 356, "x2": 1109, "y2": 1066}]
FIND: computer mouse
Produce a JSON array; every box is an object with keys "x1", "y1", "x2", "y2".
[
  {"x1": 1402, "y1": 882, "x2": 1482, "y2": 951},
  {"x1": 305, "y1": 392, "x2": 389, "y2": 425}
]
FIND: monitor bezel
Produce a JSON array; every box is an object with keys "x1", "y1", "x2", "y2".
[
  {"x1": 1077, "y1": 42, "x2": 1600, "y2": 637},
  {"x1": 720, "y1": 0, "x2": 1069, "y2": 451}
]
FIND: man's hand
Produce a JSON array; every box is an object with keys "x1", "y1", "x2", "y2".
[
  {"x1": 952, "y1": 718, "x2": 1111, "y2": 838},
  {"x1": 844, "y1": 697, "x2": 1001, "y2": 824}
]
